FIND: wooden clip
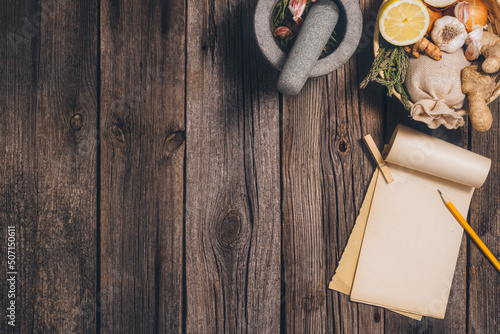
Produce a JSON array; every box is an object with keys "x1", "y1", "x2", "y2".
[{"x1": 363, "y1": 134, "x2": 394, "y2": 184}]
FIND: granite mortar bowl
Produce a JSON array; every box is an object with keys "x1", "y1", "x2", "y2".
[{"x1": 254, "y1": 0, "x2": 363, "y2": 77}]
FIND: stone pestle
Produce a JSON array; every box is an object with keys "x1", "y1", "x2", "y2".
[{"x1": 277, "y1": 0, "x2": 339, "y2": 96}]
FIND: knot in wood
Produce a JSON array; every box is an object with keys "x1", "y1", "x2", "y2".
[
  {"x1": 70, "y1": 113, "x2": 83, "y2": 130},
  {"x1": 110, "y1": 123, "x2": 125, "y2": 143},
  {"x1": 302, "y1": 289, "x2": 323, "y2": 312},
  {"x1": 218, "y1": 210, "x2": 241, "y2": 246},
  {"x1": 337, "y1": 138, "x2": 350, "y2": 153},
  {"x1": 164, "y1": 131, "x2": 185, "y2": 157},
  {"x1": 374, "y1": 311, "x2": 381, "y2": 323}
]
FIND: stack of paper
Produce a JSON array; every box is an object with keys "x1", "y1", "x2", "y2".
[{"x1": 329, "y1": 125, "x2": 491, "y2": 320}]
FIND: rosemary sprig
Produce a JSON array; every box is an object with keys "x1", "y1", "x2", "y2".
[
  {"x1": 321, "y1": 34, "x2": 339, "y2": 58},
  {"x1": 360, "y1": 43, "x2": 411, "y2": 110},
  {"x1": 272, "y1": 0, "x2": 289, "y2": 28}
]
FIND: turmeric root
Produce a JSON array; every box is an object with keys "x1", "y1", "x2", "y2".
[
  {"x1": 404, "y1": 45, "x2": 412, "y2": 55},
  {"x1": 462, "y1": 65, "x2": 495, "y2": 132},
  {"x1": 404, "y1": 38, "x2": 442, "y2": 60}
]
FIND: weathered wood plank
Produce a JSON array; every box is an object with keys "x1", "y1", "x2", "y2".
[
  {"x1": 0, "y1": 2, "x2": 39, "y2": 332},
  {"x1": 100, "y1": 0, "x2": 186, "y2": 332},
  {"x1": 281, "y1": 9, "x2": 385, "y2": 333},
  {"x1": 282, "y1": 77, "x2": 329, "y2": 333},
  {"x1": 325, "y1": 50, "x2": 386, "y2": 334},
  {"x1": 184, "y1": 0, "x2": 281, "y2": 332},
  {"x1": 382, "y1": 100, "x2": 468, "y2": 333},
  {"x1": 326, "y1": 0, "x2": 387, "y2": 332},
  {"x1": 279, "y1": 1, "x2": 387, "y2": 333},
  {"x1": 468, "y1": 99, "x2": 500, "y2": 334},
  {"x1": 0, "y1": 0, "x2": 98, "y2": 332}
]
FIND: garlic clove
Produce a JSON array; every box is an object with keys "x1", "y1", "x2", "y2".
[
  {"x1": 274, "y1": 26, "x2": 293, "y2": 39},
  {"x1": 464, "y1": 27, "x2": 485, "y2": 60},
  {"x1": 465, "y1": 42, "x2": 481, "y2": 60},
  {"x1": 288, "y1": 0, "x2": 307, "y2": 21},
  {"x1": 465, "y1": 26, "x2": 485, "y2": 45},
  {"x1": 454, "y1": 1, "x2": 470, "y2": 26}
]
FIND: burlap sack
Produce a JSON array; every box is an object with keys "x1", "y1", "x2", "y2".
[{"x1": 405, "y1": 49, "x2": 470, "y2": 129}]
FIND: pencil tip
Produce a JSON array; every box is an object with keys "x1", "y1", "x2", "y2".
[{"x1": 438, "y1": 190, "x2": 451, "y2": 204}]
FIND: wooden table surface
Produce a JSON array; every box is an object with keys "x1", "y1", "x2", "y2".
[{"x1": 1, "y1": 0, "x2": 499, "y2": 333}]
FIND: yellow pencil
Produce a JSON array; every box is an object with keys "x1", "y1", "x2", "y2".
[{"x1": 438, "y1": 190, "x2": 500, "y2": 273}]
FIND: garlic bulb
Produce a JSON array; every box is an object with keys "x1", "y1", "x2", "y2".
[{"x1": 431, "y1": 16, "x2": 468, "y2": 53}]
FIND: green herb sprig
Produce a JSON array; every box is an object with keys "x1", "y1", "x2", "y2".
[
  {"x1": 272, "y1": 0, "x2": 289, "y2": 28},
  {"x1": 360, "y1": 43, "x2": 411, "y2": 110}
]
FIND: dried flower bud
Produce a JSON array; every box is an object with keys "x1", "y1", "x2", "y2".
[
  {"x1": 274, "y1": 26, "x2": 292, "y2": 39},
  {"x1": 288, "y1": 0, "x2": 307, "y2": 21}
]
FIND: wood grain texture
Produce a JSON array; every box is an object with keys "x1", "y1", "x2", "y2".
[
  {"x1": 100, "y1": 0, "x2": 186, "y2": 332},
  {"x1": 282, "y1": 77, "x2": 329, "y2": 333},
  {"x1": 324, "y1": 37, "x2": 386, "y2": 334},
  {"x1": 382, "y1": 100, "x2": 468, "y2": 333},
  {"x1": 0, "y1": 2, "x2": 39, "y2": 332},
  {"x1": 1, "y1": 0, "x2": 499, "y2": 333},
  {"x1": 281, "y1": 2, "x2": 386, "y2": 329},
  {"x1": 0, "y1": 0, "x2": 98, "y2": 332},
  {"x1": 184, "y1": 0, "x2": 281, "y2": 332},
  {"x1": 325, "y1": 0, "x2": 387, "y2": 331},
  {"x1": 469, "y1": 99, "x2": 500, "y2": 334}
]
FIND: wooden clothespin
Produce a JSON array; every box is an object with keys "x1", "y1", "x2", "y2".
[{"x1": 363, "y1": 134, "x2": 394, "y2": 184}]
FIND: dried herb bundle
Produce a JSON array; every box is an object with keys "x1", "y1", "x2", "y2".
[{"x1": 360, "y1": 43, "x2": 411, "y2": 110}]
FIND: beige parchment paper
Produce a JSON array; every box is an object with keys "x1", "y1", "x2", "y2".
[
  {"x1": 331, "y1": 125, "x2": 491, "y2": 319},
  {"x1": 328, "y1": 169, "x2": 423, "y2": 321}
]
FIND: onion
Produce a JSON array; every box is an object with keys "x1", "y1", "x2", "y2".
[
  {"x1": 427, "y1": 7, "x2": 443, "y2": 33},
  {"x1": 454, "y1": 0, "x2": 488, "y2": 32},
  {"x1": 424, "y1": 0, "x2": 457, "y2": 10}
]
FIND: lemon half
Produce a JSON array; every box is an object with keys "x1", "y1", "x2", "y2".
[{"x1": 378, "y1": 0, "x2": 430, "y2": 46}]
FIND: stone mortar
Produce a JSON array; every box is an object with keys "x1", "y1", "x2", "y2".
[{"x1": 254, "y1": 0, "x2": 363, "y2": 78}]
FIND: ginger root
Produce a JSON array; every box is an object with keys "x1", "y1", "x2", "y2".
[
  {"x1": 462, "y1": 65, "x2": 495, "y2": 132},
  {"x1": 480, "y1": 31, "x2": 500, "y2": 47},
  {"x1": 404, "y1": 38, "x2": 442, "y2": 60},
  {"x1": 481, "y1": 44, "x2": 500, "y2": 73},
  {"x1": 480, "y1": 31, "x2": 500, "y2": 74}
]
